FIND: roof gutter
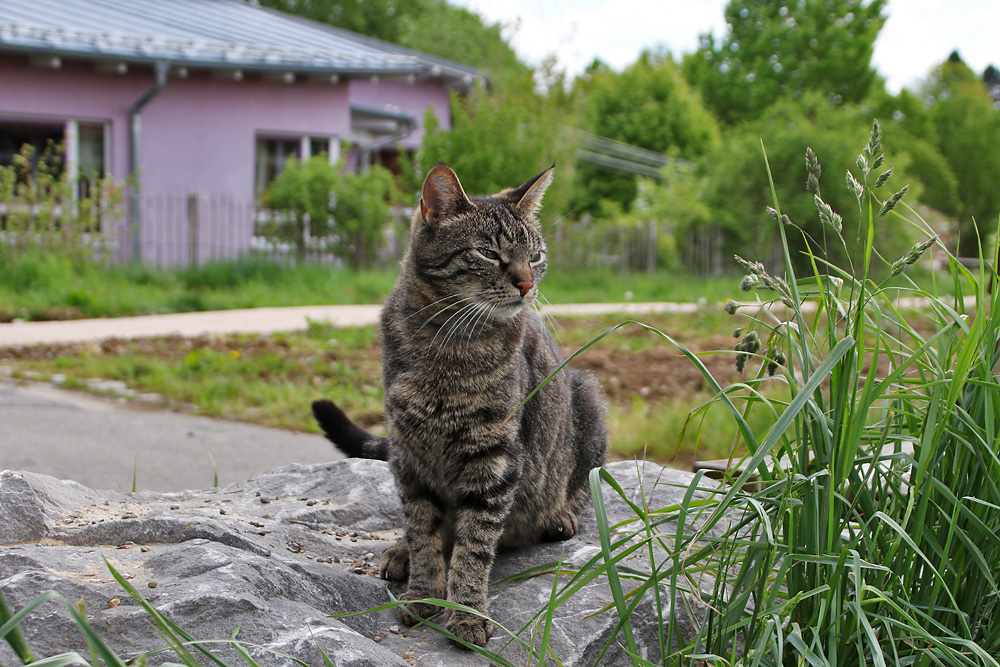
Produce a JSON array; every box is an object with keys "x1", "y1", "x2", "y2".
[
  {"x1": 357, "y1": 112, "x2": 416, "y2": 173},
  {"x1": 129, "y1": 60, "x2": 168, "y2": 262}
]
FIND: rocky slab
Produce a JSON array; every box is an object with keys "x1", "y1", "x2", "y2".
[{"x1": 0, "y1": 459, "x2": 710, "y2": 666}]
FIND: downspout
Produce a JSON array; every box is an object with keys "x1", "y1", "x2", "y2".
[
  {"x1": 359, "y1": 116, "x2": 416, "y2": 173},
  {"x1": 129, "y1": 60, "x2": 169, "y2": 262}
]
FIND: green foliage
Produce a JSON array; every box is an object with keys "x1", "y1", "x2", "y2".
[
  {"x1": 0, "y1": 254, "x2": 397, "y2": 321},
  {"x1": 415, "y1": 86, "x2": 573, "y2": 219},
  {"x1": 260, "y1": 154, "x2": 398, "y2": 267},
  {"x1": 333, "y1": 166, "x2": 399, "y2": 268},
  {"x1": 395, "y1": 0, "x2": 533, "y2": 92},
  {"x1": 924, "y1": 56, "x2": 1000, "y2": 255},
  {"x1": 872, "y1": 55, "x2": 1000, "y2": 257},
  {"x1": 683, "y1": 0, "x2": 887, "y2": 125},
  {"x1": 574, "y1": 52, "x2": 721, "y2": 214},
  {"x1": 0, "y1": 142, "x2": 127, "y2": 262},
  {"x1": 697, "y1": 95, "x2": 915, "y2": 273},
  {"x1": 256, "y1": 0, "x2": 405, "y2": 43}
]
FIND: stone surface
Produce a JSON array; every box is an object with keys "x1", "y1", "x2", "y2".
[{"x1": 0, "y1": 459, "x2": 711, "y2": 666}]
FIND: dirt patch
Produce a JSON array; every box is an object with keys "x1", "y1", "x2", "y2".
[{"x1": 564, "y1": 338, "x2": 741, "y2": 405}]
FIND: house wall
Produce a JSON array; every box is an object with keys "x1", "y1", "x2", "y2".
[{"x1": 0, "y1": 55, "x2": 352, "y2": 201}]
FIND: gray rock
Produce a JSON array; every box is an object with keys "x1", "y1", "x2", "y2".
[{"x1": 0, "y1": 459, "x2": 712, "y2": 666}]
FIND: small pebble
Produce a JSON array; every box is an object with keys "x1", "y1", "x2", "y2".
[
  {"x1": 108, "y1": 598, "x2": 120, "y2": 608},
  {"x1": 373, "y1": 636, "x2": 382, "y2": 643},
  {"x1": 219, "y1": 509, "x2": 227, "y2": 515},
  {"x1": 170, "y1": 505, "x2": 180, "y2": 510},
  {"x1": 259, "y1": 497, "x2": 271, "y2": 504},
  {"x1": 147, "y1": 581, "x2": 158, "y2": 589}
]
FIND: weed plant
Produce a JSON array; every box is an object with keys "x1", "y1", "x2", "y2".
[{"x1": 576, "y1": 122, "x2": 1000, "y2": 664}]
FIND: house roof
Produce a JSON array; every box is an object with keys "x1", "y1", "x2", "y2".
[{"x1": 0, "y1": 0, "x2": 482, "y2": 86}]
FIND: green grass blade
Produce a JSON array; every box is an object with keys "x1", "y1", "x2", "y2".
[{"x1": 590, "y1": 466, "x2": 640, "y2": 664}]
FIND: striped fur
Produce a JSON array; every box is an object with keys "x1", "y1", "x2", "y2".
[{"x1": 313, "y1": 164, "x2": 608, "y2": 647}]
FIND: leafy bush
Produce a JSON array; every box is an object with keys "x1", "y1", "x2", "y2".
[
  {"x1": 259, "y1": 154, "x2": 398, "y2": 267},
  {"x1": 0, "y1": 143, "x2": 126, "y2": 262}
]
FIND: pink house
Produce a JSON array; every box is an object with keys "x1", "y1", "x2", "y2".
[{"x1": 0, "y1": 0, "x2": 480, "y2": 265}]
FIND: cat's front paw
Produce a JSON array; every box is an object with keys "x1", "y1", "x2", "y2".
[
  {"x1": 544, "y1": 510, "x2": 579, "y2": 541},
  {"x1": 397, "y1": 593, "x2": 443, "y2": 626},
  {"x1": 378, "y1": 539, "x2": 410, "y2": 582},
  {"x1": 446, "y1": 610, "x2": 494, "y2": 647}
]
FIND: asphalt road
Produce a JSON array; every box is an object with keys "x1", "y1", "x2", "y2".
[{"x1": 0, "y1": 380, "x2": 340, "y2": 493}]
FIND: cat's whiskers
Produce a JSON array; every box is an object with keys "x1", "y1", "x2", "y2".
[
  {"x1": 428, "y1": 301, "x2": 482, "y2": 351},
  {"x1": 440, "y1": 303, "x2": 485, "y2": 351},
  {"x1": 465, "y1": 297, "x2": 503, "y2": 344},
  {"x1": 409, "y1": 295, "x2": 480, "y2": 343},
  {"x1": 404, "y1": 293, "x2": 466, "y2": 323},
  {"x1": 534, "y1": 291, "x2": 564, "y2": 345}
]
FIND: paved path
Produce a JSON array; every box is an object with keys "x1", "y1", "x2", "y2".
[
  {"x1": 0, "y1": 302, "x2": 700, "y2": 346},
  {"x1": 0, "y1": 381, "x2": 338, "y2": 493}
]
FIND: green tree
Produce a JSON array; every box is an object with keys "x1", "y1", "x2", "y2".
[
  {"x1": 697, "y1": 95, "x2": 914, "y2": 273},
  {"x1": 256, "y1": 0, "x2": 405, "y2": 42},
  {"x1": 923, "y1": 55, "x2": 1000, "y2": 255},
  {"x1": 414, "y1": 85, "x2": 573, "y2": 221},
  {"x1": 683, "y1": 0, "x2": 887, "y2": 126},
  {"x1": 395, "y1": 0, "x2": 532, "y2": 92},
  {"x1": 573, "y1": 51, "x2": 721, "y2": 215}
]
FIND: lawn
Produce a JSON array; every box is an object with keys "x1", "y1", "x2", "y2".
[{"x1": 0, "y1": 251, "x2": 742, "y2": 322}]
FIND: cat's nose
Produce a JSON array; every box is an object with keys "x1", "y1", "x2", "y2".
[{"x1": 516, "y1": 281, "x2": 534, "y2": 297}]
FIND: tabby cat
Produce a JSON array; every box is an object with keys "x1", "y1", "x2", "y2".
[{"x1": 312, "y1": 164, "x2": 608, "y2": 647}]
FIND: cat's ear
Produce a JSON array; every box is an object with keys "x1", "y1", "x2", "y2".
[
  {"x1": 419, "y1": 164, "x2": 474, "y2": 230},
  {"x1": 509, "y1": 165, "x2": 555, "y2": 218}
]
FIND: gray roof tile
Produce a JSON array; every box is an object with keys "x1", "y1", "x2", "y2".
[{"x1": 0, "y1": 0, "x2": 478, "y2": 79}]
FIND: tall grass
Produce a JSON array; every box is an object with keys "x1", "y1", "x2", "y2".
[{"x1": 579, "y1": 121, "x2": 1000, "y2": 664}]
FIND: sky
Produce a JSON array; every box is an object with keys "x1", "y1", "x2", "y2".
[{"x1": 454, "y1": 0, "x2": 1000, "y2": 94}]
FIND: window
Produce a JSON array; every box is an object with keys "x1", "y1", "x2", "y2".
[
  {"x1": 0, "y1": 120, "x2": 65, "y2": 175},
  {"x1": 0, "y1": 119, "x2": 107, "y2": 200},
  {"x1": 76, "y1": 123, "x2": 106, "y2": 200},
  {"x1": 254, "y1": 135, "x2": 338, "y2": 195}
]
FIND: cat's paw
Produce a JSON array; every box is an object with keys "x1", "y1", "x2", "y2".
[
  {"x1": 545, "y1": 510, "x2": 579, "y2": 541},
  {"x1": 378, "y1": 539, "x2": 410, "y2": 582},
  {"x1": 397, "y1": 593, "x2": 443, "y2": 626},
  {"x1": 446, "y1": 610, "x2": 494, "y2": 647}
]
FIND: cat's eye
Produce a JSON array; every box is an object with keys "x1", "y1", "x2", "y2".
[
  {"x1": 477, "y1": 248, "x2": 501, "y2": 261},
  {"x1": 529, "y1": 251, "x2": 543, "y2": 263}
]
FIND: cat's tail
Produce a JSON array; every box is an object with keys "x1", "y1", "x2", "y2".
[{"x1": 311, "y1": 399, "x2": 390, "y2": 461}]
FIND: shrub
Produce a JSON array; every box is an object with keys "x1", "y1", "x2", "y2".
[
  {"x1": 0, "y1": 142, "x2": 126, "y2": 262},
  {"x1": 259, "y1": 154, "x2": 398, "y2": 267}
]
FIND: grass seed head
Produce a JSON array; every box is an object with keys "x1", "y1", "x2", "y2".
[
  {"x1": 878, "y1": 184, "x2": 910, "y2": 217},
  {"x1": 805, "y1": 148, "x2": 822, "y2": 196},
  {"x1": 874, "y1": 167, "x2": 893, "y2": 189},
  {"x1": 890, "y1": 235, "x2": 939, "y2": 276}
]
